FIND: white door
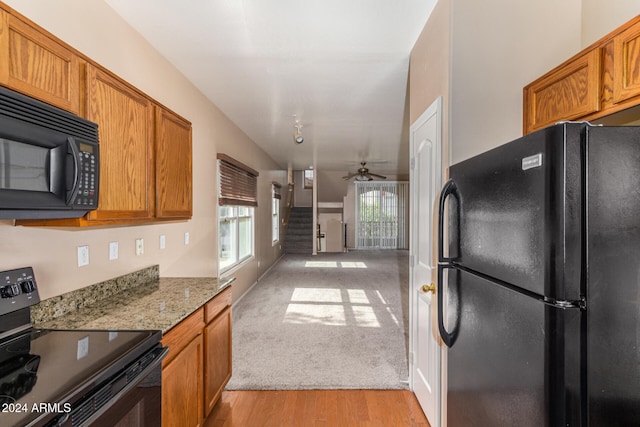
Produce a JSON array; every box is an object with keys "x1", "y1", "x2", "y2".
[{"x1": 409, "y1": 97, "x2": 442, "y2": 426}]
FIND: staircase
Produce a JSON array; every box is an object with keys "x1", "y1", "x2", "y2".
[{"x1": 284, "y1": 207, "x2": 313, "y2": 254}]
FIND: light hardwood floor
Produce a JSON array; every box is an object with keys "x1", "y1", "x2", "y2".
[{"x1": 204, "y1": 390, "x2": 431, "y2": 427}]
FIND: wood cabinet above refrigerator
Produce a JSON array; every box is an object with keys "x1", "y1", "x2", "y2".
[{"x1": 524, "y1": 15, "x2": 640, "y2": 134}]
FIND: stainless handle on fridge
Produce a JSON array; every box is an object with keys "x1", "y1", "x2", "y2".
[
  {"x1": 437, "y1": 263, "x2": 456, "y2": 348},
  {"x1": 437, "y1": 179, "x2": 458, "y2": 348},
  {"x1": 438, "y1": 179, "x2": 457, "y2": 263}
]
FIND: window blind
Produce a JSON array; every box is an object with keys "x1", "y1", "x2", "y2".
[
  {"x1": 218, "y1": 154, "x2": 259, "y2": 206},
  {"x1": 272, "y1": 182, "x2": 282, "y2": 200}
]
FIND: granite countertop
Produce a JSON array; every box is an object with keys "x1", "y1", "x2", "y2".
[{"x1": 33, "y1": 273, "x2": 234, "y2": 334}]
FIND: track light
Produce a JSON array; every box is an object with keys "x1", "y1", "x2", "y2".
[{"x1": 293, "y1": 122, "x2": 304, "y2": 144}]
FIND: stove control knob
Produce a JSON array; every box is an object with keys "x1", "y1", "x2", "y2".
[
  {"x1": 0, "y1": 284, "x2": 21, "y2": 298},
  {"x1": 20, "y1": 280, "x2": 35, "y2": 293}
]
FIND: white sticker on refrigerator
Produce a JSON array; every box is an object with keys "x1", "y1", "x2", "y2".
[{"x1": 522, "y1": 153, "x2": 543, "y2": 170}]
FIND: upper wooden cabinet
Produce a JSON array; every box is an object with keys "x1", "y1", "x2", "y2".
[
  {"x1": 86, "y1": 64, "x2": 154, "y2": 222},
  {"x1": 0, "y1": 9, "x2": 79, "y2": 113},
  {"x1": 613, "y1": 23, "x2": 640, "y2": 104},
  {"x1": 524, "y1": 15, "x2": 640, "y2": 134},
  {"x1": 2, "y1": 1, "x2": 194, "y2": 227},
  {"x1": 523, "y1": 49, "x2": 601, "y2": 133},
  {"x1": 155, "y1": 107, "x2": 193, "y2": 219}
]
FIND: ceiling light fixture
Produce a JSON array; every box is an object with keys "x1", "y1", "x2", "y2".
[{"x1": 293, "y1": 122, "x2": 304, "y2": 144}]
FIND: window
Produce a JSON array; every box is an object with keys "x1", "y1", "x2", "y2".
[
  {"x1": 304, "y1": 169, "x2": 314, "y2": 189},
  {"x1": 217, "y1": 154, "x2": 259, "y2": 273},
  {"x1": 272, "y1": 183, "x2": 281, "y2": 243},
  {"x1": 219, "y1": 206, "x2": 254, "y2": 271},
  {"x1": 355, "y1": 181, "x2": 409, "y2": 249}
]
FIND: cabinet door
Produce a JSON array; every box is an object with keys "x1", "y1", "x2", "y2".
[
  {"x1": 86, "y1": 64, "x2": 154, "y2": 221},
  {"x1": 204, "y1": 306, "x2": 232, "y2": 417},
  {"x1": 523, "y1": 49, "x2": 601, "y2": 134},
  {"x1": 613, "y1": 22, "x2": 640, "y2": 104},
  {"x1": 162, "y1": 334, "x2": 204, "y2": 427},
  {"x1": 155, "y1": 107, "x2": 192, "y2": 218},
  {"x1": 0, "y1": 9, "x2": 79, "y2": 113}
]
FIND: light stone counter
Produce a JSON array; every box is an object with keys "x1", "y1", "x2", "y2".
[{"x1": 32, "y1": 266, "x2": 234, "y2": 334}]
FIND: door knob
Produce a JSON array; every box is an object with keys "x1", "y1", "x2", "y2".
[{"x1": 421, "y1": 283, "x2": 436, "y2": 294}]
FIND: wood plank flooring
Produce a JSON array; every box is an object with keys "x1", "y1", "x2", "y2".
[{"x1": 204, "y1": 390, "x2": 431, "y2": 427}]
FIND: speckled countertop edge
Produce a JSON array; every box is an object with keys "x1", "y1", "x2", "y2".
[{"x1": 32, "y1": 270, "x2": 234, "y2": 334}]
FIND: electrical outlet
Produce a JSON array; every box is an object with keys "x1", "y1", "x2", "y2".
[
  {"x1": 159, "y1": 234, "x2": 166, "y2": 249},
  {"x1": 135, "y1": 238, "x2": 144, "y2": 256},
  {"x1": 184, "y1": 232, "x2": 190, "y2": 245},
  {"x1": 109, "y1": 242, "x2": 119, "y2": 260},
  {"x1": 77, "y1": 246, "x2": 89, "y2": 267}
]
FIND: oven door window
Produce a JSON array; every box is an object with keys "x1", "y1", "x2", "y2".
[{"x1": 0, "y1": 138, "x2": 50, "y2": 192}]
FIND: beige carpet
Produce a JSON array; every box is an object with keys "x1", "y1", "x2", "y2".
[{"x1": 225, "y1": 250, "x2": 410, "y2": 390}]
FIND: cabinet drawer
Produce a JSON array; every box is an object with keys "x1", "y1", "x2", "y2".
[
  {"x1": 205, "y1": 287, "x2": 232, "y2": 324},
  {"x1": 162, "y1": 308, "x2": 204, "y2": 366}
]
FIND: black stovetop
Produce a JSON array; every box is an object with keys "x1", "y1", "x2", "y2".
[{"x1": 0, "y1": 327, "x2": 159, "y2": 427}]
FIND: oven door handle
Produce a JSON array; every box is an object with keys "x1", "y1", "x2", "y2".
[{"x1": 47, "y1": 346, "x2": 168, "y2": 427}]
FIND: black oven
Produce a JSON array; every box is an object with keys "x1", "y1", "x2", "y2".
[
  {"x1": 0, "y1": 268, "x2": 167, "y2": 427},
  {"x1": 0, "y1": 86, "x2": 100, "y2": 219}
]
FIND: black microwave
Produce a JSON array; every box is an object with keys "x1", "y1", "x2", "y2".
[{"x1": 0, "y1": 86, "x2": 100, "y2": 219}]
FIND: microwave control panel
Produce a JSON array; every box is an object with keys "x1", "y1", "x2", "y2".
[{"x1": 75, "y1": 143, "x2": 98, "y2": 208}]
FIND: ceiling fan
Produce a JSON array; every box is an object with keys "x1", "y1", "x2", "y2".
[{"x1": 342, "y1": 162, "x2": 387, "y2": 181}]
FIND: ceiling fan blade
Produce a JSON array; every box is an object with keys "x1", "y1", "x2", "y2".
[
  {"x1": 367, "y1": 173, "x2": 387, "y2": 180},
  {"x1": 342, "y1": 172, "x2": 359, "y2": 180}
]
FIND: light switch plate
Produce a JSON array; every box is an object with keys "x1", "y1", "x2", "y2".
[
  {"x1": 77, "y1": 246, "x2": 89, "y2": 267},
  {"x1": 77, "y1": 336, "x2": 89, "y2": 360},
  {"x1": 135, "y1": 238, "x2": 144, "y2": 256},
  {"x1": 184, "y1": 232, "x2": 190, "y2": 245},
  {"x1": 109, "y1": 241, "x2": 119, "y2": 260},
  {"x1": 159, "y1": 235, "x2": 166, "y2": 249}
]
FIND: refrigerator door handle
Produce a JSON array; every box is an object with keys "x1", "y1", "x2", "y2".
[
  {"x1": 437, "y1": 263, "x2": 457, "y2": 348},
  {"x1": 438, "y1": 179, "x2": 458, "y2": 263}
]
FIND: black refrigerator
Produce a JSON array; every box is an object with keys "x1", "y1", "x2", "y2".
[{"x1": 437, "y1": 122, "x2": 640, "y2": 427}]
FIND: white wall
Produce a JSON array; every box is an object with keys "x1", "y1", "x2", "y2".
[
  {"x1": 0, "y1": 0, "x2": 285, "y2": 301},
  {"x1": 582, "y1": 0, "x2": 640, "y2": 46},
  {"x1": 293, "y1": 170, "x2": 313, "y2": 207},
  {"x1": 449, "y1": 0, "x2": 582, "y2": 164}
]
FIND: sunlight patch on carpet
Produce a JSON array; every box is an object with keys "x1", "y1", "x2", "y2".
[
  {"x1": 292, "y1": 288, "x2": 342, "y2": 302},
  {"x1": 284, "y1": 303, "x2": 346, "y2": 325},
  {"x1": 340, "y1": 261, "x2": 368, "y2": 268},
  {"x1": 305, "y1": 261, "x2": 338, "y2": 268}
]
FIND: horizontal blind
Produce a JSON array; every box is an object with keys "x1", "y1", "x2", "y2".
[{"x1": 218, "y1": 154, "x2": 259, "y2": 206}]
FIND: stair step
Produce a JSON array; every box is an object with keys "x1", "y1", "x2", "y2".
[{"x1": 284, "y1": 207, "x2": 314, "y2": 254}]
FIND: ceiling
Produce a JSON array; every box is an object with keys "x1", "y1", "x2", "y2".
[{"x1": 105, "y1": 0, "x2": 436, "y2": 176}]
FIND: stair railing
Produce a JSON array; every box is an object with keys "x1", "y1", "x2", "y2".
[{"x1": 284, "y1": 183, "x2": 294, "y2": 226}]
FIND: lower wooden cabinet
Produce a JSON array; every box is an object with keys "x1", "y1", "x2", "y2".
[
  {"x1": 204, "y1": 305, "x2": 232, "y2": 416},
  {"x1": 161, "y1": 286, "x2": 232, "y2": 426},
  {"x1": 162, "y1": 333, "x2": 204, "y2": 427}
]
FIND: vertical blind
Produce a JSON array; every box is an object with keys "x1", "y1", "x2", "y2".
[
  {"x1": 217, "y1": 154, "x2": 259, "y2": 206},
  {"x1": 355, "y1": 181, "x2": 408, "y2": 249}
]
